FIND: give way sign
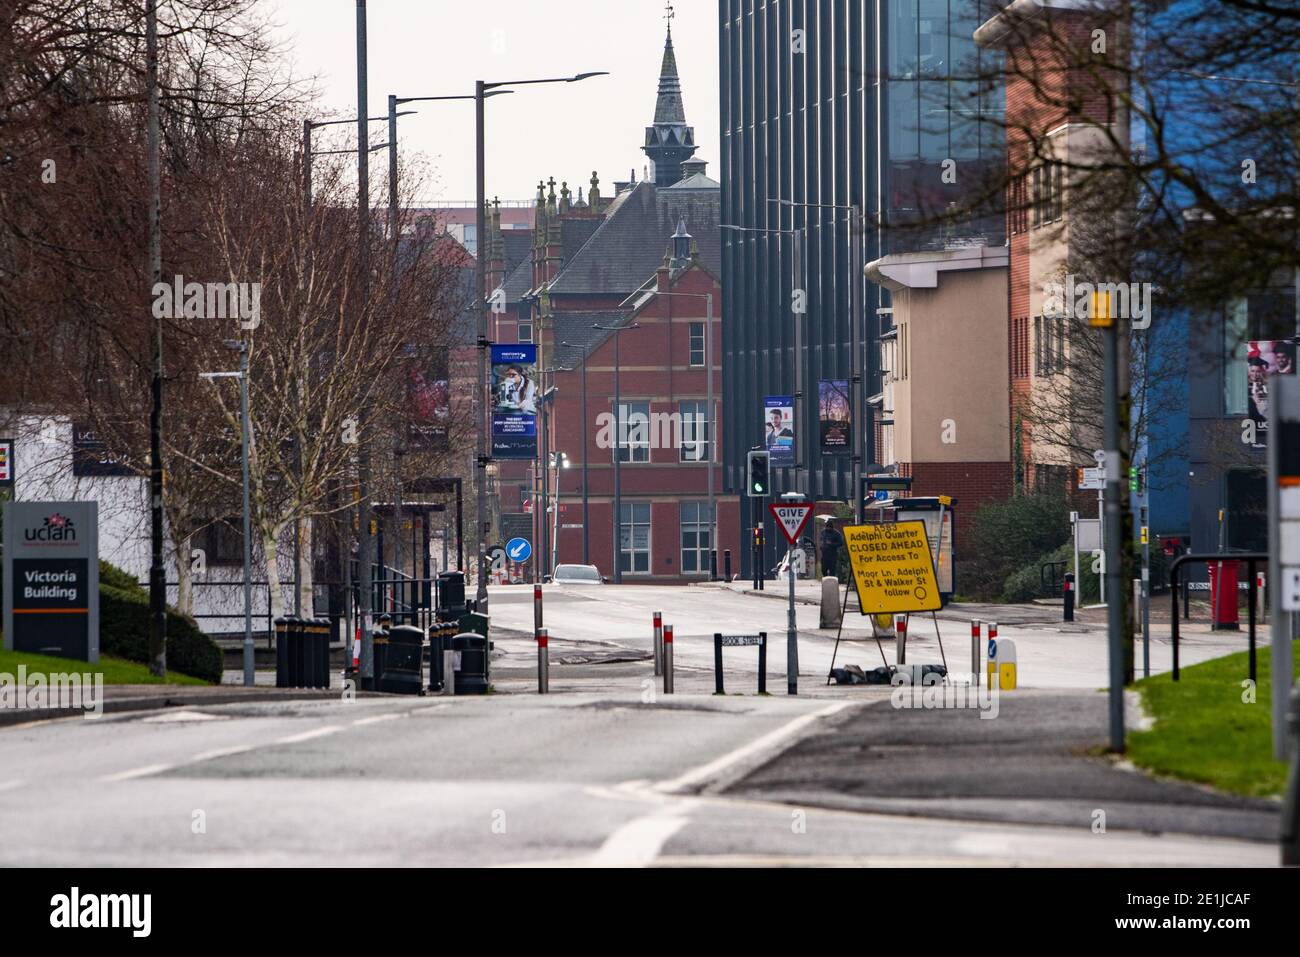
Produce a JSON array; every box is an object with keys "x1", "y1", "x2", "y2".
[{"x1": 769, "y1": 502, "x2": 814, "y2": 545}]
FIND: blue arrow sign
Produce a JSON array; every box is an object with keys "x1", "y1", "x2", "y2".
[{"x1": 506, "y1": 537, "x2": 532, "y2": 563}]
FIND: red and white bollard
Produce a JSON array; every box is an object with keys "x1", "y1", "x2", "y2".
[
  {"x1": 653, "y1": 611, "x2": 663, "y2": 677},
  {"x1": 895, "y1": 614, "x2": 908, "y2": 666},
  {"x1": 663, "y1": 624, "x2": 674, "y2": 694},
  {"x1": 533, "y1": 582, "x2": 543, "y2": 639},
  {"x1": 537, "y1": 628, "x2": 549, "y2": 694},
  {"x1": 970, "y1": 619, "x2": 982, "y2": 686}
]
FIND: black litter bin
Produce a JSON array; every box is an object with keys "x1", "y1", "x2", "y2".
[
  {"x1": 379, "y1": 625, "x2": 424, "y2": 694},
  {"x1": 274, "y1": 618, "x2": 289, "y2": 688},
  {"x1": 437, "y1": 571, "x2": 466, "y2": 618},
  {"x1": 449, "y1": 632, "x2": 489, "y2": 694}
]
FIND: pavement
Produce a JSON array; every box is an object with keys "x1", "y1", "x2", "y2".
[{"x1": 0, "y1": 581, "x2": 1283, "y2": 866}]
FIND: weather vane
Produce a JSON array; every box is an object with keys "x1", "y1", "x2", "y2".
[{"x1": 664, "y1": 2, "x2": 674, "y2": 26}]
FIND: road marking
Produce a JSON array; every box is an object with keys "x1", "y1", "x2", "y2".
[
  {"x1": 142, "y1": 709, "x2": 228, "y2": 723},
  {"x1": 653, "y1": 701, "x2": 856, "y2": 795},
  {"x1": 587, "y1": 810, "x2": 689, "y2": 867},
  {"x1": 0, "y1": 780, "x2": 25, "y2": 794},
  {"x1": 99, "y1": 762, "x2": 174, "y2": 782},
  {"x1": 274, "y1": 725, "x2": 343, "y2": 745},
  {"x1": 352, "y1": 713, "x2": 402, "y2": 727},
  {"x1": 190, "y1": 744, "x2": 255, "y2": 762}
]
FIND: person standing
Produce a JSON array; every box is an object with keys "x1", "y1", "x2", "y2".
[{"x1": 820, "y1": 519, "x2": 844, "y2": 580}]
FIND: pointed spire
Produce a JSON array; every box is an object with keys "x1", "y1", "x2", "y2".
[{"x1": 653, "y1": 14, "x2": 685, "y2": 126}]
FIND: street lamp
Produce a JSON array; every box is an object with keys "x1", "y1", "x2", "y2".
[
  {"x1": 560, "y1": 340, "x2": 591, "y2": 563},
  {"x1": 473, "y1": 70, "x2": 608, "y2": 614},
  {"x1": 198, "y1": 339, "x2": 252, "y2": 687},
  {"x1": 594, "y1": 318, "x2": 639, "y2": 583},
  {"x1": 769, "y1": 198, "x2": 869, "y2": 524},
  {"x1": 633, "y1": 288, "x2": 719, "y2": 580},
  {"x1": 550, "y1": 451, "x2": 571, "y2": 573}
]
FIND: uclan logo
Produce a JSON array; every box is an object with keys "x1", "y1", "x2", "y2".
[{"x1": 25, "y1": 513, "x2": 76, "y2": 543}]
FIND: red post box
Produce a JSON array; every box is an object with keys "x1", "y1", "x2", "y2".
[{"x1": 1208, "y1": 560, "x2": 1240, "y2": 631}]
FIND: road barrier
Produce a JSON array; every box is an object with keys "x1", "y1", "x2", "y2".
[
  {"x1": 663, "y1": 624, "x2": 674, "y2": 694},
  {"x1": 970, "y1": 619, "x2": 981, "y2": 685},
  {"x1": 653, "y1": 611, "x2": 663, "y2": 676},
  {"x1": 537, "y1": 628, "x2": 549, "y2": 694},
  {"x1": 1169, "y1": 552, "x2": 1267, "y2": 682},
  {"x1": 713, "y1": 632, "x2": 767, "y2": 695},
  {"x1": 987, "y1": 625, "x2": 1017, "y2": 690}
]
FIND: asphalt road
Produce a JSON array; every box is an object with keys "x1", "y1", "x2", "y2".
[{"x1": 0, "y1": 690, "x2": 1275, "y2": 866}]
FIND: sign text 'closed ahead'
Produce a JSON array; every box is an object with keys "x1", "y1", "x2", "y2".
[{"x1": 843, "y1": 520, "x2": 941, "y2": 615}]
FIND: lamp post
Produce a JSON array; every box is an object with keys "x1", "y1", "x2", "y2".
[
  {"x1": 550, "y1": 451, "x2": 570, "y2": 572},
  {"x1": 560, "y1": 340, "x2": 591, "y2": 564},
  {"x1": 720, "y1": 223, "x2": 805, "y2": 491},
  {"x1": 770, "y1": 199, "x2": 868, "y2": 523},
  {"x1": 637, "y1": 289, "x2": 717, "y2": 579},
  {"x1": 594, "y1": 319, "x2": 639, "y2": 583},
  {"x1": 199, "y1": 340, "x2": 252, "y2": 686},
  {"x1": 473, "y1": 70, "x2": 608, "y2": 614},
  {"x1": 145, "y1": 0, "x2": 165, "y2": 678}
]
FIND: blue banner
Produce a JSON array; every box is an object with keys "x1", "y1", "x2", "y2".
[{"x1": 491, "y1": 344, "x2": 538, "y2": 459}]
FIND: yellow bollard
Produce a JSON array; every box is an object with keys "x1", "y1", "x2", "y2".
[{"x1": 987, "y1": 630, "x2": 1017, "y2": 690}]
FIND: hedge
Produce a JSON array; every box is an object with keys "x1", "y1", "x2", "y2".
[{"x1": 97, "y1": 561, "x2": 222, "y2": 683}]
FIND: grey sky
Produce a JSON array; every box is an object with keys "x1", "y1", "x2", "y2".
[{"x1": 269, "y1": 0, "x2": 720, "y2": 204}]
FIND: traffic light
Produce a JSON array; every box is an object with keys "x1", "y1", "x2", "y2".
[
  {"x1": 746, "y1": 450, "x2": 770, "y2": 497},
  {"x1": 1129, "y1": 465, "x2": 1146, "y2": 495}
]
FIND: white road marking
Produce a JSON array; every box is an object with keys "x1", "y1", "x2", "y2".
[
  {"x1": 274, "y1": 725, "x2": 343, "y2": 745},
  {"x1": 190, "y1": 744, "x2": 255, "y2": 762},
  {"x1": 99, "y1": 762, "x2": 175, "y2": 782},
  {"x1": 0, "y1": 780, "x2": 25, "y2": 793},
  {"x1": 587, "y1": 810, "x2": 690, "y2": 867},
  {"x1": 141, "y1": 710, "x2": 228, "y2": 723},
  {"x1": 653, "y1": 701, "x2": 856, "y2": 794},
  {"x1": 352, "y1": 713, "x2": 402, "y2": 727}
]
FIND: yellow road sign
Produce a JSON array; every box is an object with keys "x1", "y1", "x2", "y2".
[{"x1": 843, "y1": 520, "x2": 942, "y2": 615}]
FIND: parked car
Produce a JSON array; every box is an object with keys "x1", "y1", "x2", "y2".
[{"x1": 549, "y1": 563, "x2": 606, "y2": 585}]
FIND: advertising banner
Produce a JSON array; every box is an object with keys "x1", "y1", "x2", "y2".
[
  {"x1": 818, "y1": 380, "x2": 850, "y2": 456},
  {"x1": 764, "y1": 395, "x2": 794, "y2": 466},
  {"x1": 407, "y1": 351, "x2": 450, "y2": 449},
  {"x1": 72, "y1": 424, "x2": 134, "y2": 477},
  {"x1": 1247, "y1": 338, "x2": 1296, "y2": 447},
  {"x1": 491, "y1": 344, "x2": 538, "y2": 460}
]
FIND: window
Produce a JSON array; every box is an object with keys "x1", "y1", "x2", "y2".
[
  {"x1": 1008, "y1": 174, "x2": 1029, "y2": 235},
  {"x1": 1033, "y1": 162, "x2": 1064, "y2": 227},
  {"x1": 616, "y1": 400, "x2": 651, "y2": 463},
  {"x1": 680, "y1": 502, "x2": 712, "y2": 575},
  {"x1": 518, "y1": 322, "x2": 533, "y2": 343},
  {"x1": 679, "y1": 400, "x2": 709, "y2": 463},
  {"x1": 619, "y1": 502, "x2": 651, "y2": 574},
  {"x1": 202, "y1": 516, "x2": 244, "y2": 566},
  {"x1": 1035, "y1": 314, "x2": 1066, "y2": 377},
  {"x1": 1012, "y1": 317, "x2": 1030, "y2": 379},
  {"x1": 689, "y1": 322, "x2": 706, "y2": 366}
]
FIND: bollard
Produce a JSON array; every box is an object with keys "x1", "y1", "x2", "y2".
[
  {"x1": 663, "y1": 624, "x2": 674, "y2": 694},
  {"x1": 653, "y1": 611, "x2": 663, "y2": 677},
  {"x1": 274, "y1": 617, "x2": 288, "y2": 688},
  {"x1": 895, "y1": 614, "x2": 907, "y2": 666},
  {"x1": 714, "y1": 633, "x2": 725, "y2": 695},
  {"x1": 537, "y1": 628, "x2": 549, "y2": 694},
  {"x1": 724, "y1": 549, "x2": 732, "y2": 582},
  {"x1": 986, "y1": 621, "x2": 999, "y2": 689},
  {"x1": 1133, "y1": 579, "x2": 1142, "y2": 636},
  {"x1": 819, "y1": 576, "x2": 842, "y2": 629},
  {"x1": 442, "y1": 649, "x2": 456, "y2": 696},
  {"x1": 970, "y1": 619, "x2": 981, "y2": 686},
  {"x1": 533, "y1": 583, "x2": 542, "y2": 638},
  {"x1": 1063, "y1": 573, "x2": 1075, "y2": 622},
  {"x1": 710, "y1": 548, "x2": 718, "y2": 582}
]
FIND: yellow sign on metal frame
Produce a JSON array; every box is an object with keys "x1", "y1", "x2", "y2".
[{"x1": 843, "y1": 520, "x2": 943, "y2": 615}]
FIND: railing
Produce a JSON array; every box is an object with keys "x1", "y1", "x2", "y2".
[
  {"x1": 1169, "y1": 552, "x2": 1268, "y2": 682},
  {"x1": 1040, "y1": 559, "x2": 1067, "y2": 596}
]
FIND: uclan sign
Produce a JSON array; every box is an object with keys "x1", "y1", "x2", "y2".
[{"x1": 24, "y1": 514, "x2": 77, "y2": 543}]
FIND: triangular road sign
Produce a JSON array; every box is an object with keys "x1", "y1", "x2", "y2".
[{"x1": 769, "y1": 502, "x2": 814, "y2": 545}]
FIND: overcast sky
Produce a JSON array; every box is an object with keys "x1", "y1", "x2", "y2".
[{"x1": 267, "y1": 0, "x2": 720, "y2": 204}]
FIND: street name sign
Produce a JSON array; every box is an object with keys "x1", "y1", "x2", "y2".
[
  {"x1": 2, "y1": 500, "x2": 99, "y2": 662},
  {"x1": 843, "y1": 520, "x2": 942, "y2": 615},
  {"x1": 769, "y1": 503, "x2": 814, "y2": 545}
]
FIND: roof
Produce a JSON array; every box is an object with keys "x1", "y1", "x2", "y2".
[
  {"x1": 665, "y1": 171, "x2": 720, "y2": 190},
  {"x1": 545, "y1": 181, "x2": 720, "y2": 296},
  {"x1": 551, "y1": 308, "x2": 633, "y2": 368},
  {"x1": 500, "y1": 230, "x2": 533, "y2": 274}
]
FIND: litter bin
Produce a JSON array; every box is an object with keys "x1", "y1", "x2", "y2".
[
  {"x1": 380, "y1": 625, "x2": 424, "y2": 694},
  {"x1": 438, "y1": 571, "x2": 467, "y2": 618},
  {"x1": 449, "y1": 632, "x2": 489, "y2": 694},
  {"x1": 274, "y1": 617, "x2": 289, "y2": 688},
  {"x1": 1208, "y1": 559, "x2": 1241, "y2": 631},
  {"x1": 427, "y1": 620, "x2": 457, "y2": 692}
]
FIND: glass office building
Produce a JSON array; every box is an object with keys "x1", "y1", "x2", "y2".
[{"x1": 719, "y1": 0, "x2": 1003, "y2": 552}]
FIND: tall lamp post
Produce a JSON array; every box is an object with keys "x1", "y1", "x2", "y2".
[
  {"x1": 560, "y1": 340, "x2": 591, "y2": 564},
  {"x1": 770, "y1": 199, "x2": 868, "y2": 523},
  {"x1": 473, "y1": 70, "x2": 608, "y2": 613},
  {"x1": 594, "y1": 319, "x2": 639, "y2": 583},
  {"x1": 145, "y1": 0, "x2": 165, "y2": 677},
  {"x1": 198, "y1": 340, "x2": 252, "y2": 686},
  {"x1": 550, "y1": 451, "x2": 570, "y2": 572}
]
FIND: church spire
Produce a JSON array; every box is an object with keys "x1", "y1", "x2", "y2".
[{"x1": 643, "y1": 3, "x2": 696, "y2": 187}]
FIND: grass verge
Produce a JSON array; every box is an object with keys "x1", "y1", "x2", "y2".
[
  {"x1": 0, "y1": 648, "x2": 208, "y2": 686},
  {"x1": 1128, "y1": 639, "x2": 1298, "y2": 798}
]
